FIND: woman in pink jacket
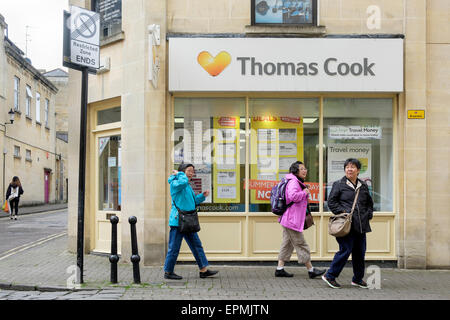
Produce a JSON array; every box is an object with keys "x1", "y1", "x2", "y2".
[{"x1": 275, "y1": 161, "x2": 325, "y2": 279}]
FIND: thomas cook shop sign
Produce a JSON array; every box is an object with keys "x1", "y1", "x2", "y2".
[{"x1": 169, "y1": 38, "x2": 403, "y2": 92}]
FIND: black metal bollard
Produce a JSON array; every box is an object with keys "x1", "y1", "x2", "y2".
[
  {"x1": 129, "y1": 216, "x2": 141, "y2": 284},
  {"x1": 109, "y1": 215, "x2": 119, "y2": 283}
]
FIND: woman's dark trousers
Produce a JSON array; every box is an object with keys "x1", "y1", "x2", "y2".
[
  {"x1": 9, "y1": 198, "x2": 19, "y2": 216},
  {"x1": 326, "y1": 230, "x2": 367, "y2": 283}
]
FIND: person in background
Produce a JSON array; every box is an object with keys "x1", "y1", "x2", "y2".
[
  {"x1": 275, "y1": 161, "x2": 325, "y2": 279},
  {"x1": 322, "y1": 158, "x2": 374, "y2": 289},
  {"x1": 6, "y1": 176, "x2": 24, "y2": 220},
  {"x1": 163, "y1": 163, "x2": 218, "y2": 280}
]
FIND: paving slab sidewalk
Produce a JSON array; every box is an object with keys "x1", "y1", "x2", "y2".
[{"x1": 0, "y1": 233, "x2": 448, "y2": 300}]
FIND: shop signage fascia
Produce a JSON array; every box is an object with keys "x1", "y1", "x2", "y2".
[{"x1": 168, "y1": 38, "x2": 404, "y2": 92}]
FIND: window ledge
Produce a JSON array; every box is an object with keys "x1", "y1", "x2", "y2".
[
  {"x1": 14, "y1": 155, "x2": 21, "y2": 160},
  {"x1": 26, "y1": 158, "x2": 32, "y2": 163},
  {"x1": 14, "y1": 110, "x2": 21, "y2": 115},
  {"x1": 245, "y1": 24, "x2": 326, "y2": 37},
  {"x1": 100, "y1": 31, "x2": 125, "y2": 47},
  {"x1": 26, "y1": 115, "x2": 32, "y2": 121},
  {"x1": 36, "y1": 121, "x2": 42, "y2": 126},
  {"x1": 45, "y1": 126, "x2": 50, "y2": 131}
]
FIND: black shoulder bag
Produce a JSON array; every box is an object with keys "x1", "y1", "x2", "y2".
[{"x1": 172, "y1": 191, "x2": 201, "y2": 234}]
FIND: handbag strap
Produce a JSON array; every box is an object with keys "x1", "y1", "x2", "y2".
[{"x1": 349, "y1": 188, "x2": 361, "y2": 215}]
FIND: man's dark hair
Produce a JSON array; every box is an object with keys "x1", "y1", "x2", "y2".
[
  {"x1": 344, "y1": 158, "x2": 361, "y2": 170},
  {"x1": 289, "y1": 161, "x2": 304, "y2": 174},
  {"x1": 178, "y1": 163, "x2": 195, "y2": 173}
]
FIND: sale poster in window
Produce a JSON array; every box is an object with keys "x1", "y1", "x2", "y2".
[{"x1": 250, "y1": 116, "x2": 304, "y2": 203}]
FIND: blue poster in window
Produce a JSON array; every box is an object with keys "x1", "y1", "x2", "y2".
[{"x1": 255, "y1": 0, "x2": 313, "y2": 24}]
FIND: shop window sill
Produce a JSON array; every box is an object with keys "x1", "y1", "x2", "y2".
[
  {"x1": 245, "y1": 24, "x2": 326, "y2": 37},
  {"x1": 100, "y1": 31, "x2": 125, "y2": 47}
]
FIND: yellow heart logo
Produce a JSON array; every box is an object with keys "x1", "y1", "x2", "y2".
[{"x1": 197, "y1": 51, "x2": 231, "y2": 77}]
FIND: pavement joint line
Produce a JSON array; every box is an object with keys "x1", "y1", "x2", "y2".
[{"x1": 0, "y1": 232, "x2": 67, "y2": 261}]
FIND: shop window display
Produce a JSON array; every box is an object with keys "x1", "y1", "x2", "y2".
[
  {"x1": 174, "y1": 98, "x2": 246, "y2": 212},
  {"x1": 323, "y1": 98, "x2": 393, "y2": 212},
  {"x1": 249, "y1": 98, "x2": 320, "y2": 212}
]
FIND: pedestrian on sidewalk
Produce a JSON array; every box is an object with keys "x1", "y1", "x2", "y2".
[
  {"x1": 163, "y1": 163, "x2": 218, "y2": 280},
  {"x1": 322, "y1": 158, "x2": 374, "y2": 289},
  {"x1": 6, "y1": 176, "x2": 24, "y2": 220},
  {"x1": 275, "y1": 161, "x2": 325, "y2": 279}
]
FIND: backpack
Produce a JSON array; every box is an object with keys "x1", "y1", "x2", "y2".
[{"x1": 270, "y1": 178, "x2": 294, "y2": 216}]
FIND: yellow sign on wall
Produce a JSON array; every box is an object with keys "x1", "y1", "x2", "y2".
[
  {"x1": 213, "y1": 117, "x2": 241, "y2": 203},
  {"x1": 250, "y1": 116, "x2": 304, "y2": 203},
  {"x1": 407, "y1": 110, "x2": 425, "y2": 119}
]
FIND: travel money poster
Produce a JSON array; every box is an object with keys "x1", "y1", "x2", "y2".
[
  {"x1": 213, "y1": 117, "x2": 241, "y2": 203},
  {"x1": 250, "y1": 117, "x2": 304, "y2": 203},
  {"x1": 327, "y1": 143, "x2": 372, "y2": 188}
]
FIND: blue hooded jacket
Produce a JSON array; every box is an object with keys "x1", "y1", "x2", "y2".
[{"x1": 168, "y1": 172, "x2": 205, "y2": 227}]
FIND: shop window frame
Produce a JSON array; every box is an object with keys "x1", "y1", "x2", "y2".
[{"x1": 170, "y1": 93, "x2": 397, "y2": 216}]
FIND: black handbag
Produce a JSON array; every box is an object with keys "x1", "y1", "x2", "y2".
[{"x1": 172, "y1": 191, "x2": 201, "y2": 234}]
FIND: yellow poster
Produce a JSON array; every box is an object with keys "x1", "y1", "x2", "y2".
[
  {"x1": 213, "y1": 117, "x2": 240, "y2": 203},
  {"x1": 250, "y1": 116, "x2": 304, "y2": 203}
]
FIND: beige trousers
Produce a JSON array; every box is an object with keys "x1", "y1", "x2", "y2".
[{"x1": 278, "y1": 226, "x2": 311, "y2": 264}]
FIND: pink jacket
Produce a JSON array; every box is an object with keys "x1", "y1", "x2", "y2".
[{"x1": 278, "y1": 173, "x2": 309, "y2": 233}]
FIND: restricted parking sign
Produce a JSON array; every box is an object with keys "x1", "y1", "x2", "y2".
[{"x1": 69, "y1": 6, "x2": 100, "y2": 69}]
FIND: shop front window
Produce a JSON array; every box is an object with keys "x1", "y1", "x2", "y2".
[
  {"x1": 323, "y1": 98, "x2": 393, "y2": 212},
  {"x1": 98, "y1": 134, "x2": 121, "y2": 211},
  {"x1": 173, "y1": 98, "x2": 246, "y2": 212},
  {"x1": 249, "y1": 98, "x2": 320, "y2": 212}
]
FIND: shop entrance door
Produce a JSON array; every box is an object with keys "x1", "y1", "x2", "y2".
[
  {"x1": 44, "y1": 170, "x2": 50, "y2": 203},
  {"x1": 94, "y1": 131, "x2": 122, "y2": 253}
]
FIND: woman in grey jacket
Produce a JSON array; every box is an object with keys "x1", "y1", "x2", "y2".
[{"x1": 322, "y1": 158, "x2": 374, "y2": 289}]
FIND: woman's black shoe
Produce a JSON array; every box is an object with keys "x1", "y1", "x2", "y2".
[
  {"x1": 275, "y1": 269, "x2": 293, "y2": 277},
  {"x1": 164, "y1": 272, "x2": 183, "y2": 280},
  {"x1": 199, "y1": 269, "x2": 219, "y2": 278},
  {"x1": 308, "y1": 268, "x2": 326, "y2": 279}
]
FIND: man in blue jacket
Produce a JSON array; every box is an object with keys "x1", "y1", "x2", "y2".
[{"x1": 163, "y1": 163, "x2": 219, "y2": 280}]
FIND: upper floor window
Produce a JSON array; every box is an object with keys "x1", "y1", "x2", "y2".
[
  {"x1": 26, "y1": 85, "x2": 32, "y2": 117},
  {"x1": 36, "y1": 92, "x2": 41, "y2": 123},
  {"x1": 14, "y1": 145, "x2": 20, "y2": 158},
  {"x1": 45, "y1": 99, "x2": 49, "y2": 127},
  {"x1": 92, "y1": 0, "x2": 122, "y2": 40},
  {"x1": 252, "y1": 0, "x2": 317, "y2": 26},
  {"x1": 14, "y1": 76, "x2": 20, "y2": 111}
]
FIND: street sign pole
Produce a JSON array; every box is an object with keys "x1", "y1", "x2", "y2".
[
  {"x1": 76, "y1": 66, "x2": 89, "y2": 284},
  {"x1": 64, "y1": 5, "x2": 100, "y2": 285}
]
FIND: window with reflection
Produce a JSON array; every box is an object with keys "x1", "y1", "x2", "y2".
[
  {"x1": 323, "y1": 98, "x2": 393, "y2": 212},
  {"x1": 174, "y1": 98, "x2": 246, "y2": 212},
  {"x1": 252, "y1": 0, "x2": 317, "y2": 25},
  {"x1": 249, "y1": 98, "x2": 320, "y2": 212},
  {"x1": 98, "y1": 135, "x2": 121, "y2": 211}
]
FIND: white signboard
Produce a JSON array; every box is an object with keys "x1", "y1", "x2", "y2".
[
  {"x1": 327, "y1": 143, "x2": 372, "y2": 187},
  {"x1": 169, "y1": 38, "x2": 403, "y2": 92},
  {"x1": 70, "y1": 6, "x2": 100, "y2": 69},
  {"x1": 329, "y1": 125, "x2": 382, "y2": 139}
]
